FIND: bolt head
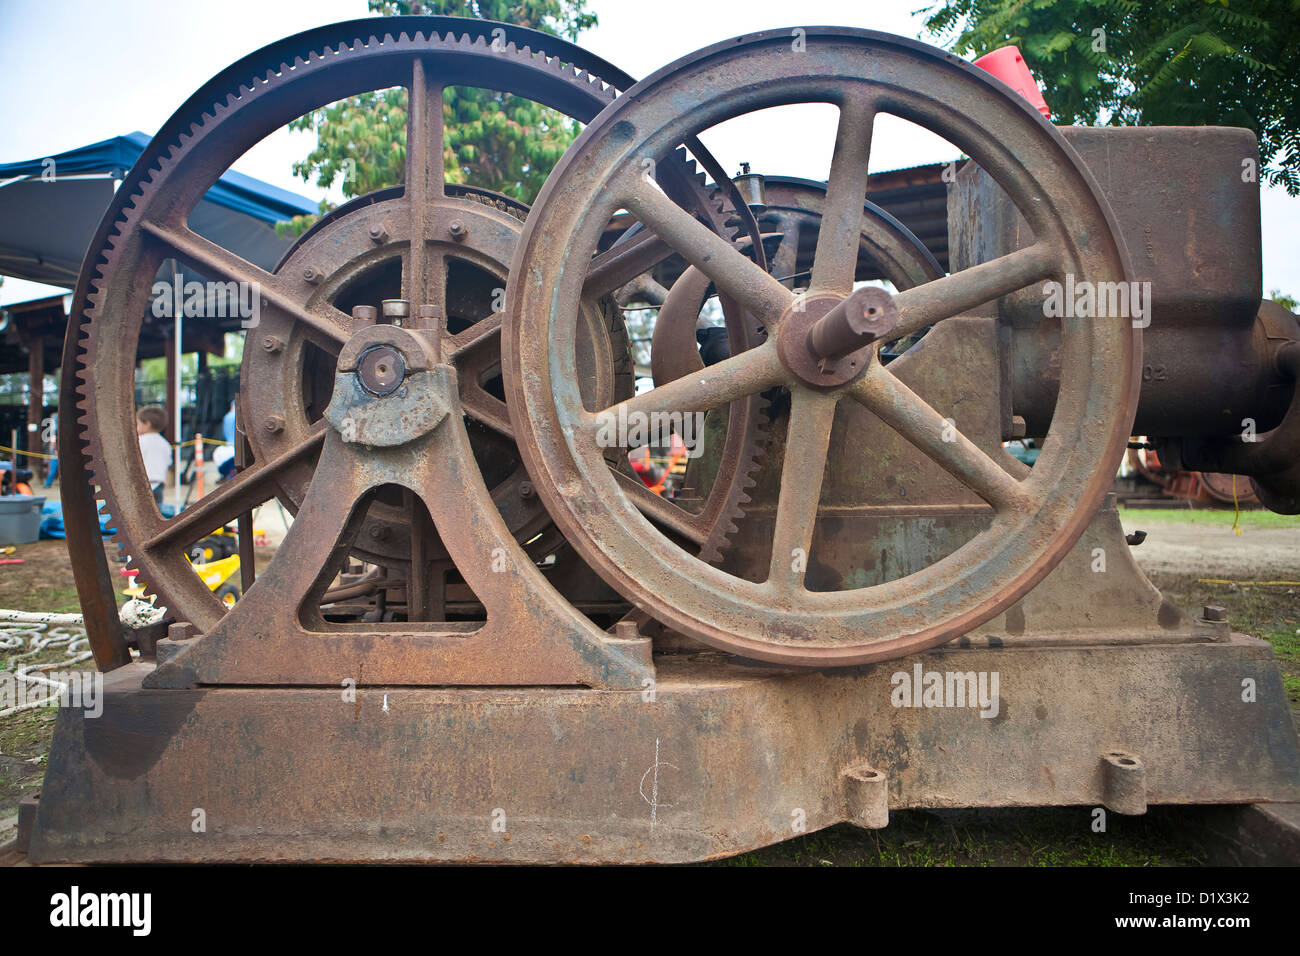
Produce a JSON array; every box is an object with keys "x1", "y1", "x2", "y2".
[
  {"x1": 261, "y1": 335, "x2": 283, "y2": 353},
  {"x1": 303, "y1": 267, "x2": 322, "y2": 284},
  {"x1": 519, "y1": 480, "x2": 535, "y2": 499},
  {"x1": 448, "y1": 219, "x2": 467, "y2": 238},
  {"x1": 263, "y1": 415, "x2": 285, "y2": 434},
  {"x1": 167, "y1": 622, "x2": 197, "y2": 641},
  {"x1": 1202, "y1": 604, "x2": 1228, "y2": 623},
  {"x1": 369, "y1": 224, "x2": 388, "y2": 243}
]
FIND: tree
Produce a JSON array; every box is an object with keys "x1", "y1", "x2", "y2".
[
  {"x1": 921, "y1": 0, "x2": 1300, "y2": 194},
  {"x1": 280, "y1": 0, "x2": 597, "y2": 235}
]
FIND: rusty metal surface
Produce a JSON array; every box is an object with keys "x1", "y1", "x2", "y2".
[
  {"x1": 654, "y1": 176, "x2": 947, "y2": 565},
  {"x1": 69, "y1": 16, "x2": 748, "y2": 639},
  {"x1": 55, "y1": 285, "x2": 133, "y2": 672},
  {"x1": 144, "y1": 336, "x2": 651, "y2": 687},
  {"x1": 953, "y1": 127, "x2": 1291, "y2": 440},
  {"x1": 28, "y1": 632, "x2": 1300, "y2": 864},
  {"x1": 503, "y1": 27, "x2": 1139, "y2": 666},
  {"x1": 1180, "y1": 304, "x2": 1300, "y2": 513},
  {"x1": 40, "y1": 15, "x2": 1300, "y2": 865}
]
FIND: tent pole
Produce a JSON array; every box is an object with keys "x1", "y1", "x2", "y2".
[{"x1": 173, "y1": 260, "x2": 183, "y2": 513}]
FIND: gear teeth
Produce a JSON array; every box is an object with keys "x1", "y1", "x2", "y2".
[
  {"x1": 696, "y1": 392, "x2": 772, "y2": 566},
  {"x1": 644, "y1": 145, "x2": 768, "y2": 569},
  {"x1": 70, "y1": 18, "x2": 656, "y2": 629}
]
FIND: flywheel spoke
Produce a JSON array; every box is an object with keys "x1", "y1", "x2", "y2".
[
  {"x1": 447, "y1": 312, "x2": 501, "y2": 356},
  {"x1": 766, "y1": 388, "x2": 839, "y2": 592},
  {"x1": 447, "y1": 315, "x2": 513, "y2": 438},
  {"x1": 584, "y1": 228, "x2": 678, "y2": 299},
  {"x1": 591, "y1": 339, "x2": 785, "y2": 430},
  {"x1": 460, "y1": 387, "x2": 514, "y2": 439},
  {"x1": 890, "y1": 243, "x2": 1059, "y2": 341},
  {"x1": 140, "y1": 219, "x2": 351, "y2": 347},
  {"x1": 612, "y1": 469, "x2": 708, "y2": 545},
  {"x1": 849, "y1": 364, "x2": 1030, "y2": 512},
  {"x1": 622, "y1": 173, "x2": 792, "y2": 329},
  {"x1": 809, "y1": 94, "x2": 876, "y2": 296},
  {"x1": 403, "y1": 58, "x2": 447, "y2": 314},
  {"x1": 140, "y1": 428, "x2": 326, "y2": 554}
]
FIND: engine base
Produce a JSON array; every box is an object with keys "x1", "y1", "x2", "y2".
[{"x1": 27, "y1": 635, "x2": 1300, "y2": 864}]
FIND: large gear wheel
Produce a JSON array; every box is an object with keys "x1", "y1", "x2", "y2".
[
  {"x1": 242, "y1": 181, "x2": 629, "y2": 573},
  {"x1": 503, "y1": 28, "x2": 1140, "y2": 667},
  {"x1": 72, "y1": 16, "x2": 755, "y2": 635}
]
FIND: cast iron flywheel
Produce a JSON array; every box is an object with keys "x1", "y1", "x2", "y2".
[{"x1": 503, "y1": 28, "x2": 1141, "y2": 666}]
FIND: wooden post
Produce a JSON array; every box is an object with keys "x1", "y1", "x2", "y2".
[{"x1": 26, "y1": 336, "x2": 44, "y2": 482}]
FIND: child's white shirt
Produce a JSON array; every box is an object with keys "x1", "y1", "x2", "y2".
[{"x1": 138, "y1": 431, "x2": 172, "y2": 486}]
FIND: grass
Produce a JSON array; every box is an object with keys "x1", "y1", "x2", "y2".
[
  {"x1": 1263, "y1": 626, "x2": 1300, "y2": 707},
  {"x1": 1118, "y1": 505, "x2": 1300, "y2": 530},
  {"x1": 0, "y1": 540, "x2": 102, "y2": 831},
  {"x1": 1, "y1": 641, "x2": 94, "y2": 816},
  {"x1": 16, "y1": 586, "x2": 83, "y2": 614},
  {"x1": 712, "y1": 808, "x2": 1204, "y2": 867},
  {"x1": 0, "y1": 702, "x2": 61, "y2": 821}
]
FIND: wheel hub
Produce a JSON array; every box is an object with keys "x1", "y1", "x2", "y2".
[
  {"x1": 356, "y1": 346, "x2": 406, "y2": 397},
  {"x1": 775, "y1": 286, "x2": 899, "y2": 388}
]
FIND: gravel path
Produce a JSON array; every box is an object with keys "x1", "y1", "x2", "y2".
[{"x1": 1129, "y1": 523, "x2": 1300, "y2": 579}]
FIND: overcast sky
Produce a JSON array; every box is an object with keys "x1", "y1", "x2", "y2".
[{"x1": 1, "y1": 0, "x2": 1296, "y2": 302}]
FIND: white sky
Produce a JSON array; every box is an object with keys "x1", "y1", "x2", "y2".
[{"x1": 1, "y1": 0, "x2": 1296, "y2": 303}]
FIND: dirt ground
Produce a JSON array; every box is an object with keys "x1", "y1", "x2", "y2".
[
  {"x1": 0, "y1": 534, "x2": 277, "y2": 845},
  {"x1": 1, "y1": 505, "x2": 1297, "y2": 864},
  {"x1": 1123, "y1": 517, "x2": 1300, "y2": 578}
]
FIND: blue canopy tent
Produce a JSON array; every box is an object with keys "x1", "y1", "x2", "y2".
[
  {"x1": 0, "y1": 131, "x2": 318, "y2": 287},
  {"x1": 0, "y1": 133, "x2": 319, "y2": 470}
]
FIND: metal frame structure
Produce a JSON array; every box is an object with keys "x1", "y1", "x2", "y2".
[{"x1": 24, "y1": 18, "x2": 1300, "y2": 864}]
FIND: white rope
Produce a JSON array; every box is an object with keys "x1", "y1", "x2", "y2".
[
  {"x1": 0, "y1": 600, "x2": 163, "y2": 717},
  {"x1": 0, "y1": 624, "x2": 92, "y2": 717}
]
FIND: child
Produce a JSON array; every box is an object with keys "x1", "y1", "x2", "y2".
[{"x1": 136, "y1": 405, "x2": 172, "y2": 508}]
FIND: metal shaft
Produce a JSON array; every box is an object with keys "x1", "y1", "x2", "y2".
[{"x1": 806, "y1": 286, "x2": 899, "y2": 361}]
